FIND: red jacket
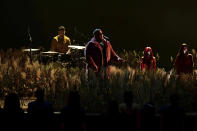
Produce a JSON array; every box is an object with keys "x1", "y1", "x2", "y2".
[
  {"x1": 85, "y1": 37, "x2": 121, "y2": 75},
  {"x1": 174, "y1": 54, "x2": 194, "y2": 74},
  {"x1": 140, "y1": 47, "x2": 156, "y2": 70}
]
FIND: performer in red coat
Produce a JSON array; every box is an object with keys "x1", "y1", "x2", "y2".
[
  {"x1": 85, "y1": 29, "x2": 125, "y2": 78},
  {"x1": 140, "y1": 47, "x2": 156, "y2": 71},
  {"x1": 174, "y1": 43, "x2": 194, "y2": 74}
]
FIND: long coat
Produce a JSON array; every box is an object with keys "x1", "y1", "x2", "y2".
[
  {"x1": 85, "y1": 37, "x2": 121, "y2": 77},
  {"x1": 174, "y1": 54, "x2": 194, "y2": 74},
  {"x1": 140, "y1": 47, "x2": 156, "y2": 71}
]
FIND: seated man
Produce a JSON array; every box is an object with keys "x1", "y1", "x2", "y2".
[
  {"x1": 51, "y1": 25, "x2": 71, "y2": 54},
  {"x1": 85, "y1": 29, "x2": 125, "y2": 78}
]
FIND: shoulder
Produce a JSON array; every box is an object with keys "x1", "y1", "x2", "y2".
[
  {"x1": 64, "y1": 35, "x2": 71, "y2": 41},
  {"x1": 188, "y1": 54, "x2": 193, "y2": 58},
  {"x1": 159, "y1": 105, "x2": 169, "y2": 114},
  {"x1": 132, "y1": 103, "x2": 140, "y2": 110},
  {"x1": 105, "y1": 40, "x2": 111, "y2": 46},
  {"x1": 86, "y1": 41, "x2": 95, "y2": 48},
  {"x1": 119, "y1": 103, "x2": 127, "y2": 110},
  {"x1": 186, "y1": 54, "x2": 193, "y2": 62},
  {"x1": 44, "y1": 101, "x2": 53, "y2": 107},
  {"x1": 61, "y1": 106, "x2": 70, "y2": 114},
  {"x1": 53, "y1": 36, "x2": 58, "y2": 41},
  {"x1": 28, "y1": 101, "x2": 37, "y2": 107},
  {"x1": 140, "y1": 57, "x2": 144, "y2": 61},
  {"x1": 51, "y1": 36, "x2": 58, "y2": 43},
  {"x1": 175, "y1": 55, "x2": 181, "y2": 62},
  {"x1": 152, "y1": 56, "x2": 156, "y2": 61}
]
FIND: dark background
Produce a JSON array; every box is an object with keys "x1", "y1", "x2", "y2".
[{"x1": 1, "y1": 0, "x2": 197, "y2": 70}]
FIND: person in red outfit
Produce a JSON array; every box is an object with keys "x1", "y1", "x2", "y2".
[
  {"x1": 140, "y1": 47, "x2": 156, "y2": 71},
  {"x1": 174, "y1": 43, "x2": 194, "y2": 74},
  {"x1": 85, "y1": 29, "x2": 125, "y2": 78}
]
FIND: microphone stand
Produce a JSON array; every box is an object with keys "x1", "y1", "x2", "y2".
[{"x1": 28, "y1": 25, "x2": 33, "y2": 63}]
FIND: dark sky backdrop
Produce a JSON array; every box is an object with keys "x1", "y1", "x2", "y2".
[{"x1": 1, "y1": 0, "x2": 197, "y2": 70}]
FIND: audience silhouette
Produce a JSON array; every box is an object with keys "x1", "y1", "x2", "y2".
[
  {"x1": 103, "y1": 99, "x2": 122, "y2": 130},
  {"x1": 2, "y1": 93, "x2": 25, "y2": 130},
  {"x1": 27, "y1": 88, "x2": 54, "y2": 131},
  {"x1": 160, "y1": 93, "x2": 185, "y2": 131},
  {"x1": 60, "y1": 91, "x2": 86, "y2": 131},
  {"x1": 140, "y1": 102, "x2": 158, "y2": 131},
  {"x1": 0, "y1": 89, "x2": 193, "y2": 131},
  {"x1": 119, "y1": 91, "x2": 140, "y2": 131}
]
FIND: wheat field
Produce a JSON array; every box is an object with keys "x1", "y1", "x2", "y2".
[{"x1": 0, "y1": 48, "x2": 197, "y2": 113}]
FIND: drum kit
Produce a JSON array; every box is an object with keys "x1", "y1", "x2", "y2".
[{"x1": 22, "y1": 45, "x2": 86, "y2": 67}]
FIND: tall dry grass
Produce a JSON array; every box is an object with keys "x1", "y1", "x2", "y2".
[{"x1": 0, "y1": 48, "x2": 196, "y2": 112}]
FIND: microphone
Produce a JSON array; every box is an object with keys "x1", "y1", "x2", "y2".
[{"x1": 104, "y1": 35, "x2": 109, "y2": 40}]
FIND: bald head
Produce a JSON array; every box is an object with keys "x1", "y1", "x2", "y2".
[{"x1": 93, "y1": 29, "x2": 104, "y2": 42}]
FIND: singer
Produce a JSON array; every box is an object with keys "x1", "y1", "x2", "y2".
[{"x1": 85, "y1": 29, "x2": 125, "y2": 79}]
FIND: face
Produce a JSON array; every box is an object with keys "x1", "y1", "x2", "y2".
[
  {"x1": 94, "y1": 30, "x2": 104, "y2": 42},
  {"x1": 147, "y1": 51, "x2": 151, "y2": 56},
  {"x1": 145, "y1": 51, "x2": 151, "y2": 59},
  {"x1": 144, "y1": 47, "x2": 152, "y2": 58},
  {"x1": 183, "y1": 46, "x2": 188, "y2": 54},
  {"x1": 58, "y1": 30, "x2": 65, "y2": 37}
]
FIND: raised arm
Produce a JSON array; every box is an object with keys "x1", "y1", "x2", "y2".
[{"x1": 109, "y1": 42, "x2": 125, "y2": 62}]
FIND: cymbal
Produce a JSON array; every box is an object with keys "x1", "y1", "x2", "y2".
[
  {"x1": 68, "y1": 45, "x2": 85, "y2": 50},
  {"x1": 22, "y1": 48, "x2": 40, "y2": 52},
  {"x1": 42, "y1": 51, "x2": 59, "y2": 54}
]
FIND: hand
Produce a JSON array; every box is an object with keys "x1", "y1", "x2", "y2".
[
  {"x1": 94, "y1": 65, "x2": 99, "y2": 72},
  {"x1": 118, "y1": 58, "x2": 126, "y2": 63}
]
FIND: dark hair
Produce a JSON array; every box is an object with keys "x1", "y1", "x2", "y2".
[
  {"x1": 177, "y1": 43, "x2": 188, "y2": 56},
  {"x1": 35, "y1": 88, "x2": 44, "y2": 100},
  {"x1": 58, "y1": 25, "x2": 65, "y2": 31},
  {"x1": 68, "y1": 91, "x2": 80, "y2": 107},
  {"x1": 93, "y1": 29, "x2": 102, "y2": 35},
  {"x1": 124, "y1": 91, "x2": 133, "y2": 106}
]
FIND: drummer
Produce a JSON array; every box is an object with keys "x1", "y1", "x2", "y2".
[{"x1": 51, "y1": 25, "x2": 71, "y2": 54}]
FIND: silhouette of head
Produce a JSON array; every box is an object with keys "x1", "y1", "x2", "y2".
[
  {"x1": 68, "y1": 91, "x2": 80, "y2": 107},
  {"x1": 123, "y1": 91, "x2": 133, "y2": 106},
  {"x1": 107, "y1": 100, "x2": 119, "y2": 115},
  {"x1": 4, "y1": 93, "x2": 20, "y2": 111},
  {"x1": 143, "y1": 102, "x2": 156, "y2": 115},
  {"x1": 35, "y1": 88, "x2": 44, "y2": 102}
]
